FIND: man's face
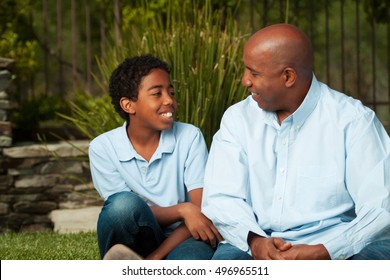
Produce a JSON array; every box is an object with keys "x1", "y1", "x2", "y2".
[{"x1": 241, "y1": 46, "x2": 286, "y2": 113}]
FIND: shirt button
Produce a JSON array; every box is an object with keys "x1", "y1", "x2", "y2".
[
  {"x1": 280, "y1": 168, "x2": 285, "y2": 174},
  {"x1": 277, "y1": 196, "x2": 282, "y2": 201},
  {"x1": 281, "y1": 139, "x2": 287, "y2": 145},
  {"x1": 141, "y1": 166, "x2": 147, "y2": 173},
  {"x1": 338, "y1": 255, "x2": 345, "y2": 260}
]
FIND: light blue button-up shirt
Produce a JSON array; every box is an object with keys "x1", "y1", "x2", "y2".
[
  {"x1": 202, "y1": 75, "x2": 390, "y2": 259},
  {"x1": 89, "y1": 121, "x2": 208, "y2": 207}
]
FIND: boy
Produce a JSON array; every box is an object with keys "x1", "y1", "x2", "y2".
[{"x1": 89, "y1": 54, "x2": 221, "y2": 260}]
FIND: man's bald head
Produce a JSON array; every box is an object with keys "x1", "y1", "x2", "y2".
[{"x1": 245, "y1": 24, "x2": 314, "y2": 81}]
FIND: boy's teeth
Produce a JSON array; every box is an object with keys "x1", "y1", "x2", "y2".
[{"x1": 162, "y1": 112, "x2": 173, "y2": 117}]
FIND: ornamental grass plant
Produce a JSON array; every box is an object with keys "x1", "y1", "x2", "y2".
[{"x1": 62, "y1": 0, "x2": 250, "y2": 147}]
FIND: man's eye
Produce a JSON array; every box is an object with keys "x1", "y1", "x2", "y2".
[{"x1": 169, "y1": 91, "x2": 175, "y2": 96}]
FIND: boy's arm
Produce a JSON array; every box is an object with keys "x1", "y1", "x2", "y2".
[
  {"x1": 150, "y1": 202, "x2": 191, "y2": 228},
  {"x1": 150, "y1": 189, "x2": 221, "y2": 242},
  {"x1": 184, "y1": 188, "x2": 222, "y2": 245},
  {"x1": 145, "y1": 223, "x2": 191, "y2": 260},
  {"x1": 146, "y1": 188, "x2": 222, "y2": 260}
]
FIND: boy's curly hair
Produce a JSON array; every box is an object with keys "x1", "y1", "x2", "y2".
[{"x1": 109, "y1": 54, "x2": 171, "y2": 122}]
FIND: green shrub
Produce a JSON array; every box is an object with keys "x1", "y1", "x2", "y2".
[
  {"x1": 57, "y1": 92, "x2": 122, "y2": 140},
  {"x1": 12, "y1": 93, "x2": 72, "y2": 142}
]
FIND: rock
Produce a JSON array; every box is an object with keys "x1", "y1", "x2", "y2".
[{"x1": 49, "y1": 206, "x2": 101, "y2": 233}]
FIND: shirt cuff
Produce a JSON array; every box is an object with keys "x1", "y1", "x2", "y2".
[{"x1": 324, "y1": 234, "x2": 366, "y2": 260}]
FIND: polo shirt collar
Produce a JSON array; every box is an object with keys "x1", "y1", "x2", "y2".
[{"x1": 116, "y1": 122, "x2": 176, "y2": 162}]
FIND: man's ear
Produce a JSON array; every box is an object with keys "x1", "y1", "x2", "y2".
[
  {"x1": 120, "y1": 97, "x2": 136, "y2": 114},
  {"x1": 283, "y1": 67, "x2": 296, "y2": 87}
]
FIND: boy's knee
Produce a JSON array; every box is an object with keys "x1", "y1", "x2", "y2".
[{"x1": 101, "y1": 191, "x2": 149, "y2": 222}]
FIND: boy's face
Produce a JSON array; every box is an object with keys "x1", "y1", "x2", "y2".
[{"x1": 127, "y1": 68, "x2": 177, "y2": 131}]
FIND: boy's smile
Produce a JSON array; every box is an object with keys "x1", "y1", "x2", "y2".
[{"x1": 161, "y1": 112, "x2": 173, "y2": 118}]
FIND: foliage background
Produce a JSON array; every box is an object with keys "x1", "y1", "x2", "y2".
[
  {"x1": 62, "y1": 1, "x2": 250, "y2": 146},
  {"x1": 1, "y1": 0, "x2": 389, "y2": 145},
  {"x1": 0, "y1": 0, "x2": 389, "y2": 261}
]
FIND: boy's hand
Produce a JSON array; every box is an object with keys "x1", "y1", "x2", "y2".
[{"x1": 179, "y1": 202, "x2": 223, "y2": 247}]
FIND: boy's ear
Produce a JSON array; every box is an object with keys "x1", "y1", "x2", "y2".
[{"x1": 119, "y1": 97, "x2": 136, "y2": 114}]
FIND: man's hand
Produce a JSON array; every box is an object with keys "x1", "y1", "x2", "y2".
[
  {"x1": 279, "y1": 244, "x2": 331, "y2": 260},
  {"x1": 248, "y1": 232, "x2": 331, "y2": 260},
  {"x1": 248, "y1": 233, "x2": 292, "y2": 260}
]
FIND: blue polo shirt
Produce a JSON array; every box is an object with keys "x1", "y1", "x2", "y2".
[{"x1": 89, "y1": 121, "x2": 208, "y2": 207}]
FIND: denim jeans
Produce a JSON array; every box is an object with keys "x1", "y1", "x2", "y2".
[
  {"x1": 211, "y1": 243, "x2": 253, "y2": 260},
  {"x1": 349, "y1": 239, "x2": 390, "y2": 260},
  {"x1": 97, "y1": 191, "x2": 214, "y2": 260},
  {"x1": 212, "y1": 238, "x2": 390, "y2": 260}
]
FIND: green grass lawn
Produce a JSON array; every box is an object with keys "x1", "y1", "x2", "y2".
[{"x1": 0, "y1": 231, "x2": 100, "y2": 260}]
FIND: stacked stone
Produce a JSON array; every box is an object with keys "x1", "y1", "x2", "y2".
[
  {"x1": 0, "y1": 58, "x2": 102, "y2": 233},
  {"x1": 0, "y1": 57, "x2": 14, "y2": 232},
  {"x1": 0, "y1": 57, "x2": 13, "y2": 149},
  {"x1": 0, "y1": 140, "x2": 102, "y2": 233}
]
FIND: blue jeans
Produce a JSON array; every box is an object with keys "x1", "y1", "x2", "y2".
[
  {"x1": 212, "y1": 239, "x2": 390, "y2": 260},
  {"x1": 97, "y1": 191, "x2": 214, "y2": 260},
  {"x1": 349, "y1": 239, "x2": 390, "y2": 260},
  {"x1": 212, "y1": 243, "x2": 253, "y2": 260}
]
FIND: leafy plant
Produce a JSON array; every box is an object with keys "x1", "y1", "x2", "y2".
[
  {"x1": 57, "y1": 92, "x2": 122, "y2": 140},
  {"x1": 11, "y1": 93, "x2": 71, "y2": 141},
  {"x1": 0, "y1": 1, "x2": 39, "y2": 82}
]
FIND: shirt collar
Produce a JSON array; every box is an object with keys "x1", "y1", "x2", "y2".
[
  {"x1": 258, "y1": 74, "x2": 320, "y2": 128},
  {"x1": 157, "y1": 126, "x2": 176, "y2": 157},
  {"x1": 116, "y1": 122, "x2": 176, "y2": 162},
  {"x1": 291, "y1": 74, "x2": 320, "y2": 128}
]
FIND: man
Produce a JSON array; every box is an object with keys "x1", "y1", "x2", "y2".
[{"x1": 202, "y1": 23, "x2": 390, "y2": 260}]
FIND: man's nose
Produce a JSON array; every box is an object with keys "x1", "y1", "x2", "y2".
[{"x1": 241, "y1": 71, "x2": 252, "y2": 87}]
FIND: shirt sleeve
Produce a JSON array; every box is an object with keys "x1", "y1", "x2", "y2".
[
  {"x1": 323, "y1": 111, "x2": 390, "y2": 259},
  {"x1": 184, "y1": 127, "x2": 209, "y2": 192},
  {"x1": 202, "y1": 111, "x2": 267, "y2": 253},
  {"x1": 89, "y1": 136, "x2": 129, "y2": 200}
]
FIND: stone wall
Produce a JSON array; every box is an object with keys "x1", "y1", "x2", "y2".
[
  {"x1": 0, "y1": 57, "x2": 13, "y2": 147},
  {"x1": 0, "y1": 141, "x2": 103, "y2": 233},
  {"x1": 0, "y1": 57, "x2": 102, "y2": 233}
]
